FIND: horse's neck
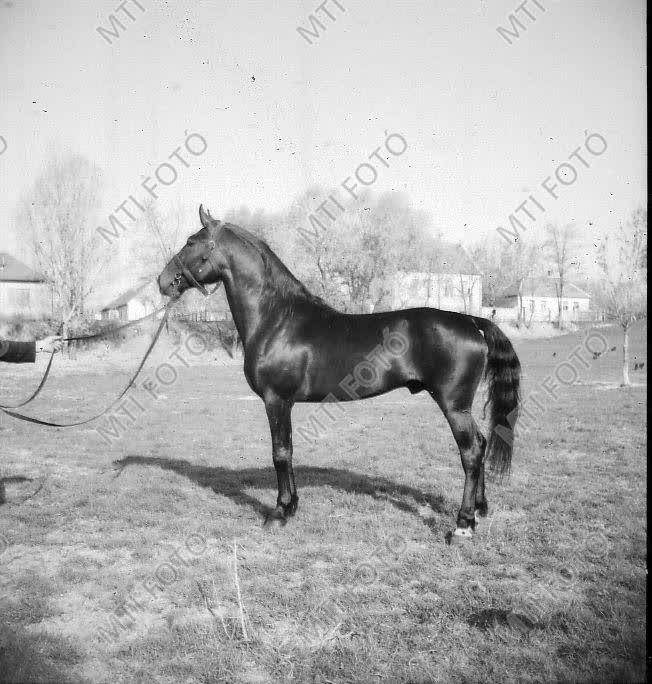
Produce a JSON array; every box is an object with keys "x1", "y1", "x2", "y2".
[
  {"x1": 220, "y1": 246, "x2": 268, "y2": 345},
  {"x1": 220, "y1": 276, "x2": 259, "y2": 346}
]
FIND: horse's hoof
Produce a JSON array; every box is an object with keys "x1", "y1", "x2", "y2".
[
  {"x1": 263, "y1": 512, "x2": 287, "y2": 528},
  {"x1": 447, "y1": 528, "x2": 473, "y2": 545},
  {"x1": 475, "y1": 502, "x2": 489, "y2": 518}
]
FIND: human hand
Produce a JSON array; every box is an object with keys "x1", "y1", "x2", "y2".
[{"x1": 36, "y1": 335, "x2": 63, "y2": 354}]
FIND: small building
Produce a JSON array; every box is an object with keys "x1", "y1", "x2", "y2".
[
  {"x1": 498, "y1": 276, "x2": 592, "y2": 323},
  {"x1": 98, "y1": 279, "x2": 162, "y2": 321},
  {"x1": 378, "y1": 244, "x2": 482, "y2": 315},
  {"x1": 0, "y1": 252, "x2": 52, "y2": 319}
]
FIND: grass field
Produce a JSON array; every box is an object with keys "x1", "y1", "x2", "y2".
[{"x1": 0, "y1": 321, "x2": 646, "y2": 683}]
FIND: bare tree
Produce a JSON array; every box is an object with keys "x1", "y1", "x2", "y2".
[
  {"x1": 544, "y1": 223, "x2": 579, "y2": 329},
  {"x1": 289, "y1": 188, "x2": 429, "y2": 312},
  {"x1": 130, "y1": 198, "x2": 190, "y2": 280},
  {"x1": 280, "y1": 186, "x2": 340, "y2": 302},
  {"x1": 471, "y1": 235, "x2": 540, "y2": 324},
  {"x1": 453, "y1": 273, "x2": 482, "y2": 314},
  {"x1": 510, "y1": 238, "x2": 541, "y2": 325},
  {"x1": 596, "y1": 207, "x2": 647, "y2": 386},
  {"x1": 330, "y1": 191, "x2": 432, "y2": 312},
  {"x1": 16, "y1": 154, "x2": 103, "y2": 339},
  {"x1": 469, "y1": 239, "x2": 515, "y2": 308},
  {"x1": 221, "y1": 189, "x2": 439, "y2": 313}
]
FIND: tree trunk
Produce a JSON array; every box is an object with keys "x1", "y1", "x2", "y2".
[
  {"x1": 459, "y1": 275, "x2": 468, "y2": 313},
  {"x1": 556, "y1": 280, "x2": 564, "y2": 330},
  {"x1": 622, "y1": 324, "x2": 631, "y2": 386},
  {"x1": 557, "y1": 295, "x2": 563, "y2": 329},
  {"x1": 62, "y1": 320, "x2": 71, "y2": 359}
]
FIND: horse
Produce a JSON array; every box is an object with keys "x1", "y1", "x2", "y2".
[{"x1": 158, "y1": 205, "x2": 521, "y2": 542}]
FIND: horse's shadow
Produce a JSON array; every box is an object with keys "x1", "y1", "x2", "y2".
[{"x1": 113, "y1": 455, "x2": 453, "y2": 530}]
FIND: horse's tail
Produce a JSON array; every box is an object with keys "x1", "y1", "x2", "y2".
[{"x1": 472, "y1": 317, "x2": 521, "y2": 478}]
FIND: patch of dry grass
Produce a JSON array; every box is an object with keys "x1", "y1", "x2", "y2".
[{"x1": 0, "y1": 322, "x2": 646, "y2": 682}]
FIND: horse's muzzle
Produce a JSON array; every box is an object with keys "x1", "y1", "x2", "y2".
[{"x1": 158, "y1": 272, "x2": 181, "y2": 298}]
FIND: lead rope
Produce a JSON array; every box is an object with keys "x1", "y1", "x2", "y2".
[
  {"x1": 0, "y1": 349, "x2": 57, "y2": 410},
  {"x1": 0, "y1": 305, "x2": 168, "y2": 410},
  {"x1": 0, "y1": 305, "x2": 171, "y2": 427},
  {"x1": 1, "y1": 240, "x2": 220, "y2": 423}
]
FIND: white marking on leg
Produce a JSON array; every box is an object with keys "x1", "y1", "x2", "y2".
[{"x1": 453, "y1": 527, "x2": 473, "y2": 538}]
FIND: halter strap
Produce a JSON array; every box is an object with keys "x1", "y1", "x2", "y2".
[{"x1": 171, "y1": 238, "x2": 221, "y2": 297}]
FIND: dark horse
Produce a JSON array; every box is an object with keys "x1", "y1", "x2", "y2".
[{"x1": 158, "y1": 206, "x2": 521, "y2": 542}]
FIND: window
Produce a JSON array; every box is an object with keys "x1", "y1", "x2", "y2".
[
  {"x1": 541, "y1": 301, "x2": 548, "y2": 311},
  {"x1": 118, "y1": 305, "x2": 128, "y2": 321},
  {"x1": 563, "y1": 302, "x2": 569, "y2": 311},
  {"x1": 573, "y1": 301, "x2": 580, "y2": 310},
  {"x1": 8, "y1": 287, "x2": 31, "y2": 308}
]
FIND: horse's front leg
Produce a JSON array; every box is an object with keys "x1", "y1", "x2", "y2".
[{"x1": 263, "y1": 392, "x2": 298, "y2": 524}]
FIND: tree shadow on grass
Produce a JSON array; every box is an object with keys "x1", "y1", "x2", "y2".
[{"x1": 113, "y1": 455, "x2": 453, "y2": 530}]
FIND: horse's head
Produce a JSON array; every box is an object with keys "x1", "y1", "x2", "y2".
[{"x1": 158, "y1": 205, "x2": 225, "y2": 299}]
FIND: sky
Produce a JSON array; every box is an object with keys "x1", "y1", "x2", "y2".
[{"x1": 0, "y1": 0, "x2": 647, "y2": 299}]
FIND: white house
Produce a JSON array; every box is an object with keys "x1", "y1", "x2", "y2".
[
  {"x1": 378, "y1": 244, "x2": 483, "y2": 316},
  {"x1": 98, "y1": 279, "x2": 162, "y2": 321},
  {"x1": 497, "y1": 277, "x2": 592, "y2": 323},
  {"x1": 0, "y1": 253, "x2": 52, "y2": 319}
]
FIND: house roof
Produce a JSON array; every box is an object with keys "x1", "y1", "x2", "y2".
[
  {"x1": 101, "y1": 280, "x2": 153, "y2": 311},
  {"x1": 503, "y1": 277, "x2": 590, "y2": 299},
  {"x1": 0, "y1": 253, "x2": 45, "y2": 283}
]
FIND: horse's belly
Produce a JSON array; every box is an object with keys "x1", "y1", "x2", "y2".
[{"x1": 295, "y1": 351, "x2": 414, "y2": 402}]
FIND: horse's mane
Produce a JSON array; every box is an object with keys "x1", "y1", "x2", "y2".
[{"x1": 223, "y1": 223, "x2": 335, "y2": 312}]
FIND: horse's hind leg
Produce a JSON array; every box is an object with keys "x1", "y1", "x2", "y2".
[
  {"x1": 440, "y1": 405, "x2": 485, "y2": 542},
  {"x1": 264, "y1": 393, "x2": 299, "y2": 524},
  {"x1": 475, "y1": 432, "x2": 488, "y2": 519}
]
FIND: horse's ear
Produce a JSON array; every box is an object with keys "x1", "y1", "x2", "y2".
[{"x1": 199, "y1": 204, "x2": 211, "y2": 228}]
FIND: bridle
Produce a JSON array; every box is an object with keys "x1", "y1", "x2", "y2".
[{"x1": 171, "y1": 233, "x2": 221, "y2": 298}]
